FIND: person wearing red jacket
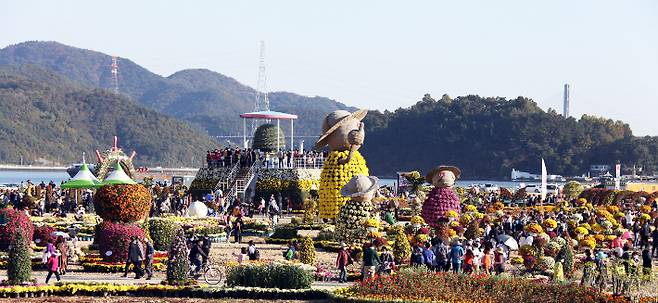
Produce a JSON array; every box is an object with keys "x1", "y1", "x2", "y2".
[
  {"x1": 336, "y1": 242, "x2": 352, "y2": 283},
  {"x1": 45, "y1": 252, "x2": 61, "y2": 284}
]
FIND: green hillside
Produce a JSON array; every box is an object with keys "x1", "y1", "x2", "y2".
[{"x1": 0, "y1": 65, "x2": 214, "y2": 166}]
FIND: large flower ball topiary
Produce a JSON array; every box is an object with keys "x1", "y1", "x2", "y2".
[
  {"x1": 97, "y1": 221, "x2": 146, "y2": 262},
  {"x1": 0, "y1": 208, "x2": 34, "y2": 251},
  {"x1": 94, "y1": 184, "x2": 152, "y2": 222},
  {"x1": 252, "y1": 124, "x2": 286, "y2": 152}
]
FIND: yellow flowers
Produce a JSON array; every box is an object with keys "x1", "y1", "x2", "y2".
[
  {"x1": 640, "y1": 213, "x2": 651, "y2": 222},
  {"x1": 410, "y1": 215, "x2": 425, "y2": 225},
  {"x1": 525, "y1": 223, "x2": 543, "y2": 234},
  {"x1": 445, "y1": 210, "x2": 459, "y2": 219},
  {"x1": 543, "y1": 219, "x2": 558, "y2": 230},
  {"x1": 575, "y1": 227, "x2": 589, "y2": 235},
  {"x1": 464, "y1": 204, "x2": 477, "y2": 213},
  {"x1": 363, "y1": 218, "x2": 380, "y2": 228},
  {"x1": 580, "y1": 238, "x2": 596, "y2": 249},
  {"x1": 416, "y1": 234, "x2": 430, "y2": 244},
  {"x1": 318, "y1": 150, "x2": 369, "y2": 219}
]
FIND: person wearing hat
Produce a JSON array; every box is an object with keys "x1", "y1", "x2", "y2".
[
  {"x1": 316, "y1": 109, "x2": 370, "y2": 220},
  {"x1": 335, "y1": 175, "x2": 378, "y2": 245},
  {"x1": 421, "y1": 165, "x2": 462, "y2": 227},
  {"x1": 335, "y1": 242, "x2": 352, "y2": 283}
]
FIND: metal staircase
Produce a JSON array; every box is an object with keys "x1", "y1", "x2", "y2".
[{"x1": 222, "y1": 161, "x2": 259, "y2": 204}]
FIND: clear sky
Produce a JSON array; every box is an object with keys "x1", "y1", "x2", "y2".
[{"x1": 2, "y1": 0, "x2": 657, "y2": 135}]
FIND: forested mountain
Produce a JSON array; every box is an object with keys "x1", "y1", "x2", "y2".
[
  {"x1": 0, "y1": 65, "x2": 214, "y2": 166},
  {"x1": 0, "y1": 41, "x2": 353, "y2": 137},
  {"x1": 361, "y1": 94, "x2": 658, "y2": 178}
]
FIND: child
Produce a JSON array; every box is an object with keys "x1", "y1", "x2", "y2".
[
  {"x1": 45, "y1": 252, "x2": 61, "y2": 284},
  {"x1": 233, "y1": 247, "x2": 248, "y2": 264}
]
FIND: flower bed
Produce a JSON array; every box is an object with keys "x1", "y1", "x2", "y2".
[
  {"x1": 80, "y1": 252, "x2": 168, "y2": 272},
  {"x1": 0, "y1": 282, "x2": 327, "y2": 299},
  {"x1": 334, "y1": 271, "x2": 616, "y2": 303}
]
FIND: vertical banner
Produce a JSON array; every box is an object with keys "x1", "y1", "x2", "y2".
[
  {"x1": 615, "y1": 164, "x2": 621, "y2": 190},
  {"x1": 541, "y1": 158, "x2": 547, "y2": 203}
]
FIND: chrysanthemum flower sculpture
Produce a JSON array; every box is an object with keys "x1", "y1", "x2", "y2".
[
  {"x1": 316, "y1": 109, "x2": 370, "y2": 220},
  {"x1": 421, "y1": 166, "x2": 462, "y2": 227},
  {"x1": 335, "y1": 175, "x2": 378, "y2": 246}
]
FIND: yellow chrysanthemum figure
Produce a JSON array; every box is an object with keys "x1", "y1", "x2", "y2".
[{"x1": 316, "y1": 109, "x2": 370, "y2": 219}]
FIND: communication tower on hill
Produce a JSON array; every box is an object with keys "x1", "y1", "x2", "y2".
[
  {"x1": 111, "y1": 56, "x2": 119, "y2": 94},
  {"x1": 252, "y1": 41, "x2": 269, "y2": 132}
]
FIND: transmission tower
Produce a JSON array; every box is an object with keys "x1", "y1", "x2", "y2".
[
  {"x1": 111, "y1": 56, "x2": 119, "y2": 94},
  {"x1": 252, "y1": 41, "x2": 269, "y2": 132}
]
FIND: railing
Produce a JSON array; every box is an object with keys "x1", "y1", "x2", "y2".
[
  {"x1": 215, "y1": 162, "x2": 239, "y2": 191},
  {"x1": 259, "y1": 157, "x2": 324, "y2": 170}
]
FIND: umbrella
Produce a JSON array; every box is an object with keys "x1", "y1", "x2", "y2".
[
  {"x1": 497, "y1": 234, "x2": 519, "y2": 250},
  {"x1": 61, "y1": 163, "x2": 102, "y2": 189},
  {"x1": 102, "y1": 162, "x2": 136, "y2": 185}
]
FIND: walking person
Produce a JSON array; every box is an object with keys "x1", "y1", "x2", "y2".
[
  {"x1": 336, "y1": 243, "x2": 352, "y2": 283},
  {"x1": 144, "y1": 238, "x2": 155, "y2": 280},
  {"x1": 55, "y1": 236, "x2": 68, "y2": 275},
  {"x1": 233, "y1": 218, "x2": 243, "y2": 244},
  {"x1": 45, "y1": 251, "x2": 61, "y2": 284},
  {"x1": 122, "y1": 236, "x2": 145, "y2": 279},
  {"x1": 362, "y1": 242, "x2": 380, "y2": 280}
]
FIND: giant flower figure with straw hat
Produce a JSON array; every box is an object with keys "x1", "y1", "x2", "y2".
[
  {"x1": 421, "y1": 165, "x2": 462, "y2": 227},
  {"x1": 334, "y1": 175, "x2": 377, "y2": 246},
  {"x1": 316, "y1": 109, "x2": 369, "y2": 220}
]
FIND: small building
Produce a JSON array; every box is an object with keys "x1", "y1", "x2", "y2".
[{"x1": 589, "y1": 164, "x2": 611, "y2": 177}]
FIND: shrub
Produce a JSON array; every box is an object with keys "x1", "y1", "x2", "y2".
[
  {"x1": 97, "y1": 221, "x2": 146, "y2": 262},
  {"x1": 94, "y1": 184, "x2": 152, "y2": 222},
  {"x1": 32, "y1": 224, "x2": 55, "y2": 247},
  {"x1": 563, "y1": 181, "x2": 584, "y2": 199},
  {"x1": 148, "y1": 218, "x2": 179, "y2": 251},
  {"x1": 167, "y1": 228, "x2": 189, "y2": 285},
  {"x1": 0, "y1": 208, "x2": 34, "y2": 251},
  {"x1": 7, "y1": 229, "x2": 32, "y2": 285},
  {"x1": 299, "y1": 237, "x2": 316, "y2": 265},
  {"x1": 270, "y1": 226, "x2": 298, "y2": 239},
  {"x1": 226, "y1": 264, "x2": 313, "y2": 289}
]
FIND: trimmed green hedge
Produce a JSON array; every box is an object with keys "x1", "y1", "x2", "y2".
[{"x1": 226, "y1": 264, "x2": 313, "y2": 289}]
